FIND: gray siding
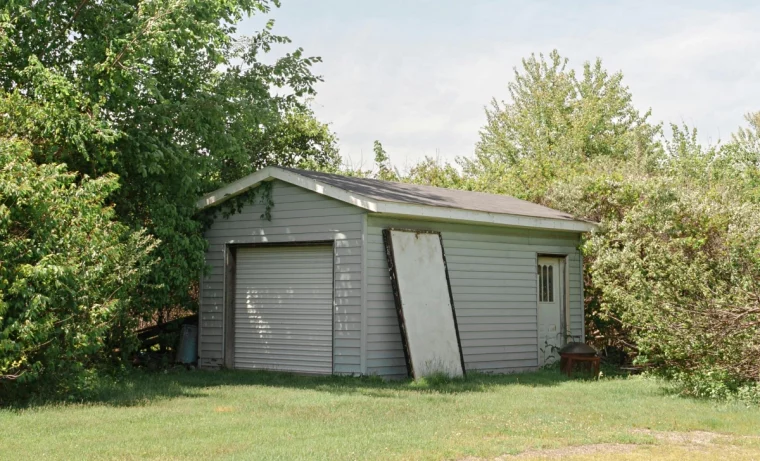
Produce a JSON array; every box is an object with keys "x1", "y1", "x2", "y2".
[
  {"x1": 365, "y1": 216, "x2": 583, "y2": 378},
  {"x1": 199, "y1": 180, "x2": 364, "y2": 374},
  {"x1": 200, "y1": 180, "x2": 586, "y2": 378}
]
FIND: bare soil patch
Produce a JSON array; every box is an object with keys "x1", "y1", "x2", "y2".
[
  {"x1": 460, "y1": 443, "x2": 639, "y2": 460},
  {"x1": 632, "y1": 429, "x2": 725, "y2": 445}
]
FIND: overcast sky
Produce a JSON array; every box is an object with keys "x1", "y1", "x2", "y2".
[{"x1": 238, "y1": 0, "x2": 760, "y2": 170}]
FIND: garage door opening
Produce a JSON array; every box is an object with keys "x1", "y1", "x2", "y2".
[{"x1": 228, "y1": 244, "x2": 334, "y2": 374}]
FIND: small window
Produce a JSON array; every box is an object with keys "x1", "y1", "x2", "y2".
[{"x1": 538, "y1": 264, "x2": 554, "y2": 303}]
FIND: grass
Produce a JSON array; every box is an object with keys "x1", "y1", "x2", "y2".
[{"x1": 1, "y1": 369, "x2": 759, "y2": 460}]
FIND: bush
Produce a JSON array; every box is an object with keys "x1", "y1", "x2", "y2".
[
  {"x1": 548, "y1": 165, "x2": 760, "y2": 398},
  {"x1": 0, "y1": 139, "x2": 156, "y2": 402}
]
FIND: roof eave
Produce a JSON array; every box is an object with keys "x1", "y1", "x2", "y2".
[
  {"x1": 196, "y1": 167, "x2": 597, "y2": 233},
  {"x1": 369, "y1": 201, "x2": 597, "y2": 233},
  {"x1": 196, "y1": 166, "x2": 380, "y2": 211}
]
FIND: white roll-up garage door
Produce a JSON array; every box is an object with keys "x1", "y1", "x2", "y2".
[{"x1": 234, "y1": 245, "x2": 334, "y2": 374}]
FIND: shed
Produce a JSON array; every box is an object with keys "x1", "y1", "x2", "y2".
[{"x1": 196, "y1": 166, "x2": 595, "y2": 378}]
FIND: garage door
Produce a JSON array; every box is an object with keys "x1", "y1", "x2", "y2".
[{"x1": 234, "y1": 245, "x2": 334, "y2": 374}]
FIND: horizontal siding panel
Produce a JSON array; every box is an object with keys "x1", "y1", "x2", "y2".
[
  {"x1": 447, "y1": 263, "x2": 536, "y2": 273},
  {"x1": 334, "y1": 355, "x2": 360, "y2": 365},
  {"x1": 448, "y1": 271, "x2": 537, "y2": 281},
  {"x1": 367, "y1": 366, "x2": 407, "y2": 377},
  {"x1": 335, "y1": 338, "x2": 360, "y2": 349},
  {"x1": 237, "y1": 205, "x2": 362, "y2": 219},
  {"x1": 366, "y1": 341, "x2": 405, "y2": 351},
  {"x1": 218, "y1": 214, "x2": 363, "y2": 230},
  {"x1": 207, "y1": 225, "x2": 362, "y2": 239},
  {"x1": 459, "y1": 323, "x2": 538, "y2": 332},
  {"x1": 459, "y1": 330, "x2": 538, "y2": 340},
  {"x1": 469, "y1": 363, "x2": 538, "y2": 372},
  {"x1": 451, "y1": 308, "x2": 537, "y2": 317},
  {"x1": 447, "y1": 256, "x2": 537, "y2": 266},
  {"x1": 461, "y1": 338, "x2": 538, "y2": 348},
  {"x1": 204, "y1": 238, "x2": 363, "y2": 251},
  {"x1": 450, "y1": 279, "x2": 539, "y2": 289},
  {"x1": 464, "y1": 351, "x2": 537, "y2": 362},
  {"x1": 452, "y1": 294, "x2": 537, "y2": 302},
  {"x1": 201, "y1": 322, "x2": 222, "y2": 330},
  {"x1": 457, "y1": 316, "x2": 537, "y2": 325},
  {"x1": 207, "y1": 233, "x2": 362, "y2": 246},
  {"x1": 367, "y1": 350, "x2": 405, "y2": 360},
  {"x1": 368, "y1": 316, "x2": 400, "y2": 327},
  {"x1": 334, "y1": 364, "x2": 360, "y2": 374},
  {"x1": 368, "y1": 357, "x2": 407, "y2": 368}
]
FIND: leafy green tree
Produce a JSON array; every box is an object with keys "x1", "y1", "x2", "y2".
[
  {"x1": 0, "y1": 138, "x2": 155, "y2": 401},
  {"x1": 404, "y1": 157, "x2": 467, "y2": 189},
  {"x1": 1, "y1": 1, "x2": 337, "y2": 319},
  {"x1": 372, "y1": 140, "x2": 399, "y2": 181},
  {"x1": 722, "y1": 112, "x2": 760, "y2": 202},
  {"x1": 465, "y1": 50, "x2": 659, "y2": 200}
]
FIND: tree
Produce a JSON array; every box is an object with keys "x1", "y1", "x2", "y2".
[
  {"x1": 722, "y1": 112, "x2": 760, "y2": 202},
  {"x1": 405, "y1": 157, "x2": 466, "y2": 189},
  {"x1": 372, "y1": 140, "x2": 399, "y2": 181},
  {"x1": 464, "y1": 50, "x2": 659, "y2": 200},
  {"x1": 1, "y1": 1, "x2": 338, "y2": 320},
  {"x1": 0, "y1": 138, "x2": 155, "y2": 401}
]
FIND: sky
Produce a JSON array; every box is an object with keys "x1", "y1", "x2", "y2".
[{"x1": 238, "y1": 0, "x2": 760, "y2": 170}]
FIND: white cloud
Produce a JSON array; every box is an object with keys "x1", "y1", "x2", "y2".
[{"x1": 241, "y1": 1, "x2": 760, "y2": 167}]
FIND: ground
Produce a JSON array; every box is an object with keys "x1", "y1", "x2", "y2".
[{"x1": 1, "y1": 370, "x2": 759, "y2": 460}]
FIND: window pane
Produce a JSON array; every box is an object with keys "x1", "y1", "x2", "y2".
[
  {"x1": 542, "y1": 265, "x2": 548, "y2": 302},
  {"x1": 548, "y1": 265, "x2": 554, "y2": 302},
  {"x1": 537, "y1": 265, "x2": 542, "y2": 302}
]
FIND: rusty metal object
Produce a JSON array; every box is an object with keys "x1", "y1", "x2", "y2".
[{"x1": 559, "y1": 342, "x2": 600, "y2": 378}]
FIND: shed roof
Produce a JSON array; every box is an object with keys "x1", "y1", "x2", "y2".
[
  {"x1": 197, "y1": 166, "x2": 596, "y2": 233},
  {"x1": 282, "y1": 168, "x2": 574, "y2": 221}
]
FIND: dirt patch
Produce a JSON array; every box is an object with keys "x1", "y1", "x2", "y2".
[
  {"x1": 460, "y1": 430, "x2": 758, "y2": 460},
  {"x1": 460, "y1": 443, "x2": 639, "y2": 460},
  {"x1": 632, "y1": 429, "x2": 725, "y2": 445}
]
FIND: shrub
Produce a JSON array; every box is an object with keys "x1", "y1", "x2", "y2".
[
  {"x1": 548, "y1": 166, "x2": 760, "y2": 398},
  {"x1": 0, "y1": 139, "x2": 156, "y2": 401}
]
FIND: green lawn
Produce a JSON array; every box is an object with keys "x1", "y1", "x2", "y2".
[{"x1": 1, "y1": 370, "x2": 759, "y2": 460}]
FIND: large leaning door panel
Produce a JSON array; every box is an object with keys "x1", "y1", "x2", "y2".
[{"x1": 384, "y1": 229, "x2": 465, "y2": 378}]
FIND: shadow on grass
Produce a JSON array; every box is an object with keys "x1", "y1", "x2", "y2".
[{"x1": 55, "y1": 367, "x2": 598, "y2": 408}]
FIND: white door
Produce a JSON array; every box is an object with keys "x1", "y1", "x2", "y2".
[
  {"x1": 537, "y1": 256, "x2": 563, "y2": 366},
  {"x1": 234, "y1": 245, "x2": 334, "y2": 374}
]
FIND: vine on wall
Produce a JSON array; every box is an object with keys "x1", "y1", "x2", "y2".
[{"x1": 198, "y1": 181, "x2": 274, "y2": 229}]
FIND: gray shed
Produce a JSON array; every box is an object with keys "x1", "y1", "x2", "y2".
[{"x1": 196, "y1": 167, "x2": 595, "y2": 378}]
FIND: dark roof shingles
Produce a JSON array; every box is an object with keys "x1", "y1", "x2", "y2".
[{"x1": 282, "y1": 168, "x2": 577, "y2": 221}]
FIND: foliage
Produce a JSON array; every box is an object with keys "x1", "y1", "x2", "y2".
[
  {"x1": 0, "y1": 138, "x2": 155, "y2": 401},
  {"x1": 372, "y1": 140, "x2": 399, "y2": 181},
  {"x1": 722, "y1": 112, "x2": 760, "y2": 202},
  {"x1": 1, "y1": 0, "x2": 338, "y2": 325},
  {"x1": 546, "y1": 162, "x2": 760, "y2": 398},
  {"x1": 464, "y1": 50, "x2": 660, "y2": 201},
  {"x1": 405, "y1": 157, "x2": 467, "y2": 189},
  {"x1": 399, "y1": 51, "x2": 760, "y2": 399}
]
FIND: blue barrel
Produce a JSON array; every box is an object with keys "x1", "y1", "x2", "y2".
[{"x1": 177, "y1": 324, "x2": 198, "y2": 364}]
